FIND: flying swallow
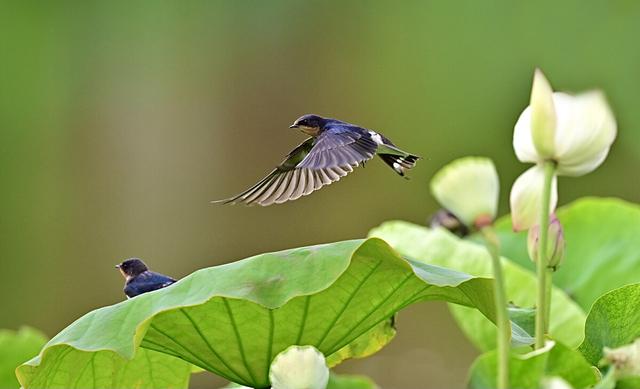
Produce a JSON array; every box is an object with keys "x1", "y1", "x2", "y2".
[
  {"x1": 115, "y1": 258, "x2": 176, "y2": 298},
  {"x1": 214, "y1": 114, "x2": 421, "y2": 206}
]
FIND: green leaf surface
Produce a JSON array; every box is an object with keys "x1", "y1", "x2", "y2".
[
  {"x1": 468, "y1": 341, "x2": 598, "y2": 389},
  {"x1": 369, "y1": 222, "x2": 586, "y2": 351},
  {"x1": 327, "y1": 372, "x2": 379, "y2": 389},
  {"x1": 495, "y1": 197, "x2": 640, "y2": 310},
  {"x1": 508, "y1": 307, "x2": 535, "y2": 339},
  {"x1": 594, "y1": 368, "x2": 616, "y2": 389},
  {"x1": 19, "y1": 347, "x2": 192, "y2": 389},
  {"x1": 326, "y1": 317, "x2": 396, "y2": 368},
  {"x1": 0, "y1": 327, "x2": 48, "y2": 389},
  {"x1": 578, "y1": 284, "x2": 640, "y2": 366},
  {"x1": 18, "y1": 238, "x2": 500, "y2": 389}
]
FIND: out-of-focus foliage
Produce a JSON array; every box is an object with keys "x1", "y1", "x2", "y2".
[
  {"x1": 579, "y1": 284, "x2": 640, "y2": 366},
  {"x1": 0, "y1": 327, "x2": 47, "y2": 389},
  {"x1": 495, "y1": 198, "x2": 640, "y2": 310},
  {"x1": 468, "y1": 341, "x2": 597, "y2": 389},
  {"x1": 369, "y1": 222, "x2": 585, "y2": 351},
  {"x1": 327, "y1": 372, "x2": 379, "y2": 389}
]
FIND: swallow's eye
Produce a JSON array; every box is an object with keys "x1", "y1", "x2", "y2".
[{"x1": 298, "y1": 120, "x2": 307, "y2": 126}]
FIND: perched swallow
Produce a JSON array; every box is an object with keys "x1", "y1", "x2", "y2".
[
  {"x1": 214, "y1": 114, "x2": 421, "y2": 206},
  {"x1": 115, "y1": 258, "x2": 176, "y2": 298}
]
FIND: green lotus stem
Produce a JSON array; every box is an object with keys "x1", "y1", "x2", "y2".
[
  {"x1": 535, "y1": 160, "x2": 556, "y2": 349},
  {"x1": 544, "y1": 267, "x2": 553, "y2": 332},
  {"x1": 481, "y1": 227, "x2": 510, "y2": 389}
]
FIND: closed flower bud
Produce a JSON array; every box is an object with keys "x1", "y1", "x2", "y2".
[
  {"x1": 430, "y1": 157, "x2": 499, "y2": 229},
  {"x1": 529, "y1": 69, "x2": 557, "y2": 159},
  {"x1": 269, "y1": 346, "x2": 329, "y2": 389},
  {"x1": 527, "y1": 214, "x2": 565, "y2": 270},
  {"x1": 509, "y1": 165, "x2": 558, "y2": 232},
  {"x1": 513, "y1": 69, "x2": 617, "y2": 177}
]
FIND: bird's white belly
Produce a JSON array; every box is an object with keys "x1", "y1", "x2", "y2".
[{"x1": 368, "y1": 130, "x2": 384, "y2": 145}]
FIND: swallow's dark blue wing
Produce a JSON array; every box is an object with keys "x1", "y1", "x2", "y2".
[
  {"x1": 214, "y1": 131, "x2": 376, "y2": 206},
  {"x1": 124, "y1": 271, "x2": 176, "y2": 298},
  {"x1": 296, "y1": 126, "x2": 378, "y2": 169}
]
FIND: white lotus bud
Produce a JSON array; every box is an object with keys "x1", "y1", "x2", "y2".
[
  {"x1": 269, "y1": 346, "x2": 329, "y2": 389},
  {"x1": 529, "y1": 68, "x2": 557, "y2": 159},
  {"x1": 513, "y1": 69, "x2": 617, "y2": 177},
  {"x1": 430, "y1": 157, "x2": 499, "y2": 228},
  {"x1": 542, "y1": 377, "x2": 574, "y2": 389},
  {"x1": 509, "y1": 165, "x2": 558, "y2": 232}
]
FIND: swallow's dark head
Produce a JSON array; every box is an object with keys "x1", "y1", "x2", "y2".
[
  {"x1": 290, "y1": 114, "x2": 326, "y2": 135},
  {"x1": 116, "y1": 258, "x2": 148, "y2": 278}
]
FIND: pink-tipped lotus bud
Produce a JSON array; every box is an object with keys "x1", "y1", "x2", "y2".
[{"x1": 527, "y1": 214, "x2": 565, "y2": 271}]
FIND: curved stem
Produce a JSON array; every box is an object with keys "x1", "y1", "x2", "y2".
[
  {"x1": 481, "y1": 226, "x2": 510, "y2": 389},
  {"x1": 544, "y1": 267, "x2": 553, "y2": 332},
  {"x1": 535, "y1": 160, "x2": 556, "y2": 349}
]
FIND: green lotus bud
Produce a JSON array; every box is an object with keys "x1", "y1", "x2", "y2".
[
  {"x1": 269, "y1": 346, "x2": 329, "y2": 389},
  {"x1": 527, "y1": 214, "x2": 565, "y2": 271},
  {"x1": 430, "y1": 157, "x2": 499, "y2": 229}
]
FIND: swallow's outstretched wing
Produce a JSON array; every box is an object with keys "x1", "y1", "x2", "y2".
[
  {"x1": 296, "y1": 127, "x2": 378, "y2": 169},
  {"x1": 214, "y1": 130, "x2": 378, "y2": 206}
]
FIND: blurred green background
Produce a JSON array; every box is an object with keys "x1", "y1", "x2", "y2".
[{"x1": 1, "y1": 1, "x2": 639, "y2": 388}]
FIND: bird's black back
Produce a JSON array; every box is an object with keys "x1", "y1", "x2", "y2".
[{"x1": 124, "y1": 271, "x2": 176, "y2": 298}]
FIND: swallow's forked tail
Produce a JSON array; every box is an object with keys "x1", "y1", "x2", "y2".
[{"x1": 378, "y1": 153, "x2": 420, "y2": 177}]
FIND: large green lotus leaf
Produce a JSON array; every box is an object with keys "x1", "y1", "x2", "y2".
[
  {"x1": 18, "y1": 238, "x2": 499, "y2": 389},
  {"x1": 578, "y1": 283, "x2": 640, "y2": 366},
  {"x1": 0, "y1": 327, "x2": 48, "y2": 389},
  {"x1": 495, "y1": 197, "x2": 640, "y2": 310},
  {"x1": 468, "y1": 341, "x2": 598, "y2": 389},
  {"x1": 369, "y1": 222, "x2": 586, "y2": 351},
  {"x1": 18, "y1": 347, "x2": 192, "y2": 389},
  {"x1": 326, "y1": 317, "x2": 396, "y2": 367}
]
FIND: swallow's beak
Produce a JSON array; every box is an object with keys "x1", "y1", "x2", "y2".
[
  {"x1": 115, "y1": 264, "x2": 121, "y2": 269},
  {"x1": 289, "y1": 124, "x2": 298, "y2": 128}
]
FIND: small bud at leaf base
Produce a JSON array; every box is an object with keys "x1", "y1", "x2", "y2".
[
  {"x1": 509, "y1": 165, "x2": 558, "y2": 232},
  {"x1": 530, "y1": 69, "x2": 557, "y2": 159},
  {"x1": 429, "y1": 209, "x2": 470, "y2": 237},
  {"x1": 430, "y1": 157, "x2": 499, "y2": 228},
  {"x1": 527, "y1": 214, "x2": 565, "y2": 270},
  {"x1": 269, "y1": 346, "x2": 329, "y2": 389},
  {"x1": 601, "y1": 338, "x2": 640, "y2": 379}
]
